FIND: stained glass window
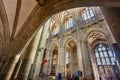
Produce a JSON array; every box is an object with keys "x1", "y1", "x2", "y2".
[{"x1": 94, "y1": 43, "x2": 115, "y2": 65}]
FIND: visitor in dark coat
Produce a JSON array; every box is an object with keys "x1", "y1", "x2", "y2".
[{"x1": 74, "y1": 75, "x2": 79, "y2": 80}]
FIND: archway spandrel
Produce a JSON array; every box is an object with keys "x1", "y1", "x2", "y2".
[{"x1": 8, "y1": 0, "x2": 120, "y2": 56}]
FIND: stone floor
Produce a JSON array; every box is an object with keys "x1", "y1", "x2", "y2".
[{"x1": 39, "y1": 75, "x2": 67, "y2": 80}]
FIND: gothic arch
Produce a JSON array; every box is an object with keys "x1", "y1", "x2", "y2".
[
  {"x1": 48, "y1": 42, "x2": 59, "y2": 75},
  {"x1": 9, "y1": 0, "x2": 120, "y2": 57},
  {"x1": 84, "y1": 27, "x2": 117, "y2": 80},
  {"x1": 0, "y1": 0, "x2": 10, "y2": 55},
  {"x1": 49, "y1": 41, "x2": 59, "y2": 51},
  {"x1": 63, "y1": 35, "x2": 77, "y2": 48},
  {"x1": 0, "y1": 0, "x2": 10, "y2": 41},
  {"x1": 83, "y1": 27, "x2": 113, "y2": 42}
]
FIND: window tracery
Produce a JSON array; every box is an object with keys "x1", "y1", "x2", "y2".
[
  {"x1": 94, "y1": 43, "x2": 115, "y2": 66},
  {"x1": 50, "y1": 20, "x2": 60, "y2": 35},
  {"x1": 82, "y1": 7, "x2": 95, "y2": 20},
  {"x1": 65, "y1": 17, "x2": 73, "y2": 29}
]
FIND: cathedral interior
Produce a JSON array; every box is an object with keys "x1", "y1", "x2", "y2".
[{"x1": 0, "y1": 0, "x2": 120, "y2": 80}]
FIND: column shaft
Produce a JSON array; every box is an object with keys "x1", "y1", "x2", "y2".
[
  {"x1": 101, "y1": 7, "x2": 120, "y2": 42},
  {"x1": 31, "y1": 21, "x2": 50, "y2": 79},
  {"x1": 42, "y1": 49, "x2": 50, "y2": 74},
  {"x1": 12, "y1": 60, "x2": 22, "y2": 80},
  {"x1": 81, "y1": 41, "x2": 93, "y2": 80},
  {"x1": 20, "y1": 29, "x2": 42, "y2": 80},
  {"x1": 76, "y1": 40, "x2": 83, "y2": 74},
  {"x1": 4, "y1": 55, "x2": 20, "y2": 80},
  {"x1": 57, "y1": 47, "x2": 65, "y2": 76}
]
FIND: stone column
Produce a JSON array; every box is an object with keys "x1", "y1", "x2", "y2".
[
  {"x1": 12, "y1": 60, "x2": 22, "y2": 80},
  {"x1": 81, "y1": 40, "x2": 93, "y2": 80},
  {"x1": 70, "y1": 50, "x2": 75, "y2": 73},
  {"x1": 101, "y1": 8, "x2": 120, "y2": 76},
  {"x1": 48, "y1": 50, "x2": 53, "y2": 75},
  {"x1": 4, "y1": 55, "x2": 20, "y2": 80},
  {"x1": 56, "y1": 49, "x2": 60, "y2": 75},
  {"x1": 76, "y1": 39, "x2": 84, "y2": 75},
  {"x1": 57, "y1": 47, "x2": 65, "y2": 77},
  {"x1": 2, "y1": 29, "x2": 36, "y2": 80},
  {"x1": 20, "y1": 29, "x2": 42, "y2": 80},
  {"x1": 44, "y1": 49, "x2": 51, "y2": 75},
  {"x1": 88, "y1": 48, "x2": 99, "y2": 80},
  {"x1": 29, "y1": 48, "x2": 44, "y2": 80},
  {"x1": 30, "y1": 25, "x2": 48, "y2": 80},
  {"x1": 76, "y1": 17, "x2": 84, "y2": 79},
  {"x1": 100, "y1": 7, "x2": 120, "y2": 42}
]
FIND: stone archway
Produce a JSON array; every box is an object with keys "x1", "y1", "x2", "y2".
[
  {"x1": 63, "y1": 36, "x2": 78, "y2": 79},
  {"x1": 51, "y1": 45, "x2": 59, "y2": 76},
  {"x1": 48, "y1": 42, "x2": 59, "y2": 76},
  {"x1": 85, "y1": 28, "x2": 119, "y2": 80},
  {"x1": 8, "y1": 1, "x2": 120, "y2": 57},
  {"x1": 3, "y1": 1, "x2": 120, "y2": 80},
  {"x1": 0, "y1": 0, "x2": 10, "y2": 56}
]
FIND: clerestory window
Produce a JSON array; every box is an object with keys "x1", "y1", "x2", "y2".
[{"x1": 82, "y1": 7, "x2": 95, "y2": 20}]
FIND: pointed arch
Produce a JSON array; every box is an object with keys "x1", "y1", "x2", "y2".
[
  {"x1": 0, "y1": 0, "x2": 10, "y2": 55},
  {"x1": 0, "y1": 0, "x2": 10, "y2": 42},
  {"x1": 63, "y1": 35, "x2": 77, "y2": 48}
]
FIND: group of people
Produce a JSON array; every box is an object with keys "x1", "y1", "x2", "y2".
[
  {"x1": 57, "y1": 73, "x2": 79, "y2": 80},
  {"x1": 71, "y1": 74, "x2": 79, "y2": 80}
]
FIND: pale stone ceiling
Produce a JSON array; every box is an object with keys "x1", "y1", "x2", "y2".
[
  {"x1": 3, "y1": 0, "x2": 17, "y2": 36},
  {"x1": 0, "y1": 0, "x2": 120, "y2": 57},
  {"x1": 3, "y1": 0, "x2": 37, "y2": 37}
]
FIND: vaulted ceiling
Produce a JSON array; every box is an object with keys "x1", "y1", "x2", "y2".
[{"x1": 0, "y1": 0, "x2": 120, "y2": 57}]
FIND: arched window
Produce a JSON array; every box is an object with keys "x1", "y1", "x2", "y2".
[
  {"x1": 93, "y1": 43, "x2": 120, "y2": 79},
  {"x1": 94, "y1": 43, "x2": 115, "y2": 66},
  {"x1": 50, "y1": 19, "x2": 60, "y2": 35},
  {"x1": 51, "y1": 23, "x2": 60, "y2": 35},
  {"x1": 66, "y1": 52, "x2": 69, "y2": 64},
  {"x1": 53, "y1": 24, "x2": 59, "y2": 35},
  {"x1": 82, "y1": 7, "x2": 95, "y2": 20},
  {"x1": 65, "y1": 17, "x2": 73, "y2": 29}
]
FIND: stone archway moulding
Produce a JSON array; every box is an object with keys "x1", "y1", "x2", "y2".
[
  {"x1": 63, "y1": 35, "x2": 77, "y2": 48},
  {"x1": 6, "y1": 0, "x2": 120, "y2": 57},
  {"x1": 83, "y1": 27, "x2": 113, "y2": 42}
]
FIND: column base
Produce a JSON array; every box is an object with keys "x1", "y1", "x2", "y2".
[{"x1": 20, "y1": 73, "x2": 29, "y2": 80}]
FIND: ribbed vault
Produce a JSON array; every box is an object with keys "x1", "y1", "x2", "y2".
[{"x1": 1, "y1": 0, "x2": 120, "y2": 58}]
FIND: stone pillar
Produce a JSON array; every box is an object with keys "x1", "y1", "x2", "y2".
[
  {"x1": 101, "y1": 8, "x2": 120, "y2": 77},
  {"x1": 12, "y1": 60, "x2": 22, "y2": 80},
  {"x1": 30, "y1": 21, "x2": 50, "y2": 79},
  {"x1": 56, "y1": 50, "x2": 60, "y2": 76},
  {"x1": 56, "y1": 47, "x2": 64, "y2": 76},
  {"x1": 76, "y1": 39, "x2": 84, "y2": 75},
  {"x1": 88, "y1": 49, "x2": 99, "y2": 80},
  {"x1": 1, "y1": 28, "x2": 36, "y2": 80},
  {"x1": 70, "y1": 50, "x2": 75, "y2": 73},
  {"x1": 42, "y1": 48, "x2": 51, "y2": 75},
  {"x1": 30, "y1": 48, "x2": 44, "y2": 80},
  {"x1": 48, "y1": 50, "x2": 53, "y2": 75},
  {"x1": 47, "y1": 50, "x2": 52, "y2": 75},
  {"x1": 100, "y1": 7, "x2": 120, "y2": 42},
  {"x1": 57, "y1": 47, "x2": 65, "y2": 77},
  {"x1": 81, "y1": 40, "x2": 93, "y2": 80},
  {"x1": 20, "y1": 29, "x2": 42, "y2": 80},
  {"x1": 4, "y1": 55, "x2": 20, "y2": 80}
]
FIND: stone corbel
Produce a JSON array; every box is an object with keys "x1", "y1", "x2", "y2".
[{"x1": 36, "y1": 0, "x2": 47, "y2": 6}]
